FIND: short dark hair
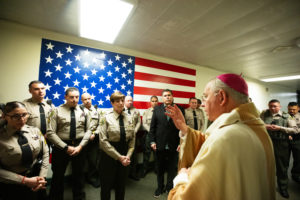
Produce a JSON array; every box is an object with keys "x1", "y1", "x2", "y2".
[
  {"x1": 269, "y1": 99, "x2": 280, "y2": 104},
  {"x1": 197, "y1": 98, "x2": 202, "y2": 105},
  {"x1": 162, "y1": 89, "x2": 173, "y2": 96},
  {"x1": 110, "y1": 92, "x2": 125, "y2": 103},
  {"x1": 28, "y1": 80, "x2": 43, "y2": 89},
  {"x1": 288, "y1": 102, "x2": 299, "y2": 107},
  {"x1": 3, "y1": 101, "x2": 26, "y2": 115},
  {"x1": 189, "y1": 97, "x2": 197, "y2": 102},
  {"x1": 65, "y1": 87, "x2": 79, "y2": 96},
  {"x1": 150, "y1": 96, "x2": 158, "y2": 101}
]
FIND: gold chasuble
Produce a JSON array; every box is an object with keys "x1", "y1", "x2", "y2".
[{"x1": 169, "y1": 103, "x2": 275, "y2": 200}]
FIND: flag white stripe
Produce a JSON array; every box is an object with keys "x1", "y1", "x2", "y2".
[
  {"x1": 135, "y1": 65, "x2": 196, "y2": 81},
  {"x1": 139, "y1": 109, "x2": 146, "y2": 116},
  {"x1": 134, "y1": 80, "x2": 195, "y2": 93},
  {"x1": 133, "y1": 94, "x2": 190, "y2": 104}
]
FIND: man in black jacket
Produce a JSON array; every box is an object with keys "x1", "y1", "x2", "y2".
[{"x1": 149, "y1": 89, "x2": 185, "y2": 198}]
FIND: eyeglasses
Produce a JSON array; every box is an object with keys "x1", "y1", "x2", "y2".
[{"x1": 6, "y1": 113, "x2": 29, "y2": 121}]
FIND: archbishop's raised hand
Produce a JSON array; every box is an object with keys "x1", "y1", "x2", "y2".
[{"x1": 165, "y1": 105, "x2": 188, "y2": 135}]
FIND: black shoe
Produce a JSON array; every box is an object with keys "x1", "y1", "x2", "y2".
[
  {"x1": 292, "y1": 176, "x2": 300, "y2": 184},
  {"x1": 91, "y1": 180, "x2": 100, "y2": 188},
  {"x1": 87, "y1": 179, "x2": 100, "y2": 188},
  {"x1": 279, "y1": 188, "x2": 289, "y2": 198},
  {"x1": 154, "y1": 188, "x2": 163, "y2": 198},
  {"x1": 140, "y1": 170, "x2": 146, "y2": 178},
  {"x1": 141, "y1": 169, "x2": 149, "y2": 178},
  {"x1": 129, "y1": 174, "x2": 140, "y2": 181}
]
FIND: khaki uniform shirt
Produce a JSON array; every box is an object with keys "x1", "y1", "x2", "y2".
[
  {"x1": 82, "y1": 106, "x2": 103, "y2": 135},
  {"x1": 23, "y1": 98, "x2": 55, "y2": 131},
  {"x1": 46, "y1": 104, "x2": 95, "y2": 149},
  {"x1": 99, "y1": 110, "x2": 135, "y2": 160},
  {"x1": 124, "y1": 107, "x2": 141, "y2": 134},
  {"x1": 0, "y1": 125, "x2": 49, "y2": 184},
  {"x1": 142, "y1": 107, "x2": 154, "y2": 132},
  {"x1": 185, "y1": 107, "x2": 205, "y2": 131},
  {"x1": 291, "y1": 112, "x2": 300, "y2": 133},
  {"x1": 260, "y1": 110, "x2": 298, "y2": 134}
]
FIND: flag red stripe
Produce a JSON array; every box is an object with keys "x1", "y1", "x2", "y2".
[
  {"x1": 134, "y1": 101, "x2": 189, "y2": 109},
  {"x1": 175, "y1": 103, "x2": 190, "y2": 109},
  {"x1": 133, "y1": 86, "x2": 195, "y2": 98},
  {"x1": 134, "y1": 72, "x2": 195, "y2": 87},
  {"x1": 135, "y1": 57, "x2": 196, "y2": 76}
]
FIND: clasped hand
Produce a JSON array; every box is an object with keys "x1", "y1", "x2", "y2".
[
  {"x1": 66, "y1": 145, "x2": 82, "y2": 156},
  {"x1": 265, "y1": 124, "x2": 281, "y2": 131},
  {"x1": 24, "y1": 176, "x2": 47, "y2": 191},
  {"x1": 119, "y1": 155, "x2": 131, "y2": 166}
]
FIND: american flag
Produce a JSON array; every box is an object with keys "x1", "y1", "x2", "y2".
[
  {"x1": 133, "y1": 58, "x2": 196, "y2": 112},
  {"x1": 39, "y1": 38, "x2": 135, "y2": 108},
  {"x1": 39, "y1": 39, "x2": 196, "y2": 110}
]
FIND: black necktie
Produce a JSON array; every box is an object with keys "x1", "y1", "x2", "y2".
[
  {"x1": 38, "y1": 103, "x2": 47, "y2": 135},
  {"x1": 128, "y1": 108, "x2": 131, "y2": 114},
  {"x1": 119, "y1": 114, "x2": 126, "y2": 143},
  {"x1": 17, "y1": 131, "x2": 33, "y2": 168},
  {"x1": 193, "y1": 110, "x2": 198, "y2": 130},
  {"x1": 70, "y1": 107, "x2": 76, "y2": 140},
  {"x1": 165, "y1": 107, "x2": 170, "y2": 121}
]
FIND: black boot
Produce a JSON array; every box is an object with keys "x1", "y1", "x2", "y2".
[{"x1": 278, "y1": 188, "x2": 289, "y2": 198}]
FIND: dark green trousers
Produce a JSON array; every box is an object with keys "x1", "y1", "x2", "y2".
[
  {"x1": 272, "y1": 139, "x2": 290, "y2": 190},
  {"x1": 86, "y1": 136, "x2": 100, "y2": 182},
  {"x1": 99, "y1": 142, "x2": 128, "y2": 200},
  {"x1": 289, "y1": 138, "x2": 300, "y2": 178},
  {"x1": 49, "y1": 144, "x2": 87, "y2": 200}
]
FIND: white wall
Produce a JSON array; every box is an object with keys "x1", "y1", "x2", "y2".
[{"x1": 0, "y1": 20, "x2": 297, "y2": 112}]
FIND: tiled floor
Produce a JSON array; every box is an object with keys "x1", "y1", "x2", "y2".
[
  {"x1": 46, "y1": 155, "x2": 300, "y2": 200},
  {"x1": 57, "y1": 170, "x2": 300, "y2": 200},
  {"x1": 60, "y1": 172, "x2": 167, "y2": 200}
]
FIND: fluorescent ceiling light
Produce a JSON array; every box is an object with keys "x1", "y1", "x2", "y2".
[
  {"x1": 79, "y1": 0, "x2": 135, "y2": 44},
  {"x1": 261, "y1": 75, "x2": 300, "y2": 82}
]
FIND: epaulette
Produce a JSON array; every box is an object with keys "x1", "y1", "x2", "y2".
[
  {"x1": 282, "y1": 111, "x2": 290, "y2": 119},
  {"x1": 79, "y1": 104, "x2": 85, "y2": 111}
]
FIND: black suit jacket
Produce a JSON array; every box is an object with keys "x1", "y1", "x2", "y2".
[{"x1": 149, "y1": 104, "x2": 185, "y2": 151}]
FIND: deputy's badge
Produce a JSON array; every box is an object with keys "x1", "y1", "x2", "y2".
[
  {"x1": 32, "y1": 133, "x2": 39, "y2": 140},
  {"x1": 92, "y1": 111, "x2": 98, "y2": 118},
  {"x1": 127, "y1": 118, "x2": 133, "y2": 125}
]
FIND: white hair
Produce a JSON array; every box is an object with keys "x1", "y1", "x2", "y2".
[{"x1": 208, "y1": 78, "x2": 249, "y2": 104}]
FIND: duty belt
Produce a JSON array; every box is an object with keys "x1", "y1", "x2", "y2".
[
  {"x1": 64, "y1": 139, "x2": 82, "y2": 146},
  {"x1": 269, "y1": 131, "x2": 288, "y2": 140},
  {"x1": 110, "y1": 141, "x2": 128, "y2": 155}
]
